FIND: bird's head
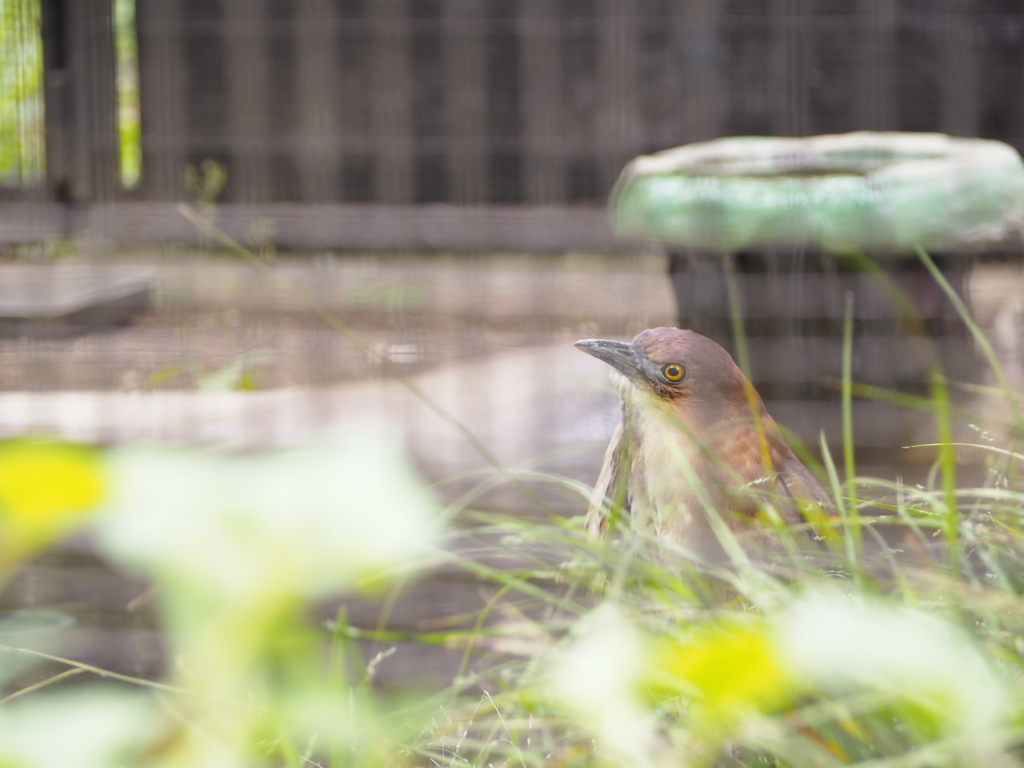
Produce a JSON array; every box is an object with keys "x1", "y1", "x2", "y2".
[{"x1": 574, "y1": 327, "x2": 754, "y2": 412}]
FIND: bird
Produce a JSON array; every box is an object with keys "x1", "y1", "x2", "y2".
[{"x1": 575, "y1": 327, "x2": 832, "y2": 560}]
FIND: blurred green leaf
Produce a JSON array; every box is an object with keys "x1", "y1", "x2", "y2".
[{"x1": 197, "y1": 349, "x2": 273, "y2": 392}]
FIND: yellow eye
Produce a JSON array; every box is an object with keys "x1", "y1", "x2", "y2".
[{"x1": 662, "y1": 363, "x2": 686, "y2": 382}]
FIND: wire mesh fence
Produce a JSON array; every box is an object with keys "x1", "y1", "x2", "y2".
[
  {"x1": 130, "y1": 0, "x2": 1024, "y2": 206},
  {"x1": 3, "y1": 1, "x2": 1023, "y2": 209},
  {"x1": 0, "y1": 0, "x2": 1021, "y2": 480}
]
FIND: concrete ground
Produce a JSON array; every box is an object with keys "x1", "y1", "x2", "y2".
[
  {"x1": 0, "y1": 248, "x2": 679, "y2": 509},
  {"x1": 0, "y1": 248, "x2": 1021, "y2": 689},
  {"x1": 0, "y1": 248, "x2": 677, "y2": 690}
]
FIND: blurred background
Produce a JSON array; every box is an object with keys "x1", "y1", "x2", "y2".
[
  {"x1": 2, "y1": 0, "x2": 1024, "y2": 684},
  {"x1": 1, "y1": 0, "x2": 1021, "y2": 459},
  {"x1": 7, "y1": 1, "x2": 1024, "y2": 208}
]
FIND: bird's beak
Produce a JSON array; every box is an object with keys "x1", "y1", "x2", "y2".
[{"x1": 574, "y1": 339, "x2": 646, "y2": 383}]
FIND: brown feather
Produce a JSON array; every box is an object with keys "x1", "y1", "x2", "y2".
[{"x1": 585, "y1": 413, "x2": 626, "y2": 537}]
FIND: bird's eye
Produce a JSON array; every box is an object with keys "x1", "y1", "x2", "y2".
[{"x1": 661, "y1": 363, "x2": 686, "y2": 382}]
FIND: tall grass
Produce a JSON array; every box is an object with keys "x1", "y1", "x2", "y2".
[
  {"x1": 1, "y1": 220, "x2": 1023, "y2": 767},
  {"x1": 385, "y1": 246, "x2": 1024, "y2": 767}
]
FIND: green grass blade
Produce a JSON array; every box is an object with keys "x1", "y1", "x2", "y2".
[
  {"x1": 842, "y1": 290, "x2": 858, "y2": 547},
  {"x1": 929, "y1": 369, "x2": 959, "y2": 575},
  {"x1": 916, "y1": 246, "x2": 1024, "y2": 438}
]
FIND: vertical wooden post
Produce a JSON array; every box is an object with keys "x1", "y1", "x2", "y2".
[
  {"x1": 679, "y1": 0, "x2": 722, "y2": 144},
  {"x1": 519, "y1": 0, "x2": 564, "y2": 204},
  {"x1": 858, "y1": 0, "x2": 896, "y2": 131},
  {"x1": 335, "y1": 2, "x2": 371, "y2": 202},
  {"x1": 483, "y1": 0, "x2": 523, "y2": 203},
  {"x1": 597, "y1": 0, "x2": 639, "y2": 193},
  {"x1": 370, "y1": 0, "x2": 413, "y2": 204},
  {"x1": 409, "y1": 0, "x2": 448, "y2": 202},
  {"x1": 445, "y1": 0, "x2": 486, "y2": 204},
  {"x1": 66, "y1": 0, "x2": 120, "y2": 201},
  {"x1": 41, "y1": 0, "x2": 71, "y2": 199},
  {"x1": 941, "y1": 0, "x2": 978, "y2": 137},
  {"x1": 296, "y1": 0, "x2": 340, "y2": 202},
  {"x1": 137, "y1": 0, "x2": 187, "y2": 199},
  {"x1": 770, "y1": 0, "x2": 810, "y2": 136},
  {"x1": 223, "y1": 0, "x2": 270, "y2": 202}
]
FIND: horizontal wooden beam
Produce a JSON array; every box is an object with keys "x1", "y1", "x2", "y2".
[
  {"x1": 7, "y1": 202, "x2": 1015, "y2": 260},
  {"x1": 73, "y1": 203, "x2": 640, "y2": 254},
  {"x1": 0, "y1": 203, "x2": 69, "y2": 243}
]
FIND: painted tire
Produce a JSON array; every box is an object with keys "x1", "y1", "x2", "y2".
[{"x1": 611, "y1": 132, "x2": 1024, "y2": 254}]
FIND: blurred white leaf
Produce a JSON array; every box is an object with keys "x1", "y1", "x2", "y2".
[
  {"x1": 95, "y1": 430, "x2": 442, "y2": 602},
  {"x1": 778, "y1": 590, "x2": 1007, "y2": 741},
  {"x1": 547, "y1": 605, "x2": 660, "y2": 767},
  {"x1": 0, "y1": 690, "x2": 154, "y2": 768}
]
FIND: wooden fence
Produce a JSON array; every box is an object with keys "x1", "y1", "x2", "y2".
[
  {"x1": 10, "y1": 0, "x2": 1022, "y2": 223},
  {"x1": 129, "y1": 0, "x2": 1021, "y2": 208}
]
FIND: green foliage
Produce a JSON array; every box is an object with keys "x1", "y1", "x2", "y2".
[
  {"x1": 0, "y1": 0, "x2": 44, "y2": 187},
  {"x1": 185, "y1": 159, "x2": 228, "y2": 208},
  {"x1": 1, "y1": 406, "x2": 1023, "y2": 768},
  {"x1": 0, "y1": 435, "x2": 446, "y2": 767},
  {"x1": 429, "y1": 462, "x2": 1024, "y2": 768},
  {"x1": 147, "y1": 348, "x2": 274, "y2": 391},
  {"x1": 2, "y1": 220, "x2": 1024, "y2": 767},
  {"x1": 113, "y1": 0, "x2": 140, "y2": 189}
]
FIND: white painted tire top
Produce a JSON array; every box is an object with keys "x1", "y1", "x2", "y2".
[{"x1": 612, "y1": 132, "x2": 1024, "y2": 255}]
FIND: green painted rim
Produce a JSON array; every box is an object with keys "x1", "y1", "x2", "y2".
[{"x1": 611, "y1": 132, "x2": 1024, "y2": 254}]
